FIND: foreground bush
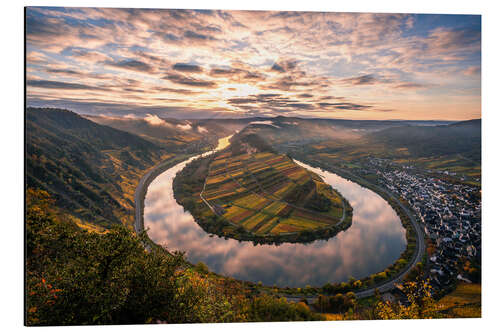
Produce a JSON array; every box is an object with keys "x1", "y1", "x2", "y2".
[
  {"x1": 26, "y1": 188, "x2": 323, "y2": 325},
  {"x1": 246, "y1": 295, "x2": 324, "y2": 322}
]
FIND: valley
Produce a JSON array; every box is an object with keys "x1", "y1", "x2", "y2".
[
  {"x1": 25, "y1": 107, "x2": 482, "y2": 323},
  {"x1": 173, "y1": 133, "x2": 352, "y2": 243}
]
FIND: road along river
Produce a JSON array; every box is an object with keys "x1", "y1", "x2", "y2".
[{"x1": 140, "y1": 136, "x2": 407, "y2": 288}]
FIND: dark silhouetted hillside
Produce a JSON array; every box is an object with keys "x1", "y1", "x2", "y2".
[
  {"x1": 26, "y1": 107, "x2": 168, "y2": 227},
  {"x1": 366, "y1": 119, "x2": 481, "y2": 161}
]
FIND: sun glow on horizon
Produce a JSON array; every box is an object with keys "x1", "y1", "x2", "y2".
[{"x1": 217, "y1": 83, "x2": 261, "y2": 99}]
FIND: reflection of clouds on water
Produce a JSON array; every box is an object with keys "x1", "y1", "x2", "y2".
[{"x1": 144, "y1": 158, "x2": 406, "y2": 287}]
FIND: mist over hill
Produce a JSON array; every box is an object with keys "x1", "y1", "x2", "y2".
[
  {"x1": 229, "y1": 132, "x2": 277, "y2": 155},
  {"x1": 85, "y1": 115, "x2": 259, "y2": 151},
  {"x1": 26, "y1": 108, "x2": 481, "y2": 227},
  {"x1": 366, "y1": 119, "x2": 481, "y2": 161}
]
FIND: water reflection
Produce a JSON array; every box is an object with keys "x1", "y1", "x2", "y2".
[{"x1": 144, "y1": 150, "x2": 406, "y2": 287}]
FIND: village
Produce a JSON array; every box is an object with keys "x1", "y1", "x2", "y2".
[{"x1": 359, "y1": 157, "x2": 481, "y2": 292}]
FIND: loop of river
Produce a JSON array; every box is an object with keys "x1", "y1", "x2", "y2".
[{"x1": 144, "y1": 135, "x2": 406, "y2": 287}]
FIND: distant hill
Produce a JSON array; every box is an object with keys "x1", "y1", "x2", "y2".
[
  {"x1": 447, "y1": 119, "x2": 481, "y2": 128},
  {"x1": 366, "y1": 119, "x2": 481, "y2": 161},
  {"x1": 86, "y1": 115, "x2": 256, "y2": 152},
  {"x1": 26, "y1": 107, "x2": 169, "y2": 227},
  {"x1": 86, "y1": 115, "x2": 208, "y2": 151},
  {"x1": 230, "y1": 116, "x2": 441, "y2": 145}
]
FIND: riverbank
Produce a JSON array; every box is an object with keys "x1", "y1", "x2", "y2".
[
  {"x1": 291, "y1": 154, "x2": 426, "y2": 297},
  {"x1": 135, "y1": 134, "x2": 235, "y2": 235},
  {"x1": 135, "y1": 148, "x2": 421, "y2": 300},
  {"x1": 134, "y1": 154, "x2": 195, "y2": 235},
  {"x1": 173, "y1": 152, "x2": 354, "y2": 245}
]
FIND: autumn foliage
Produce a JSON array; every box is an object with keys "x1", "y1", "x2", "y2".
[{"x1": 25, "y1": 188, "x2": 322, "y2": 325}]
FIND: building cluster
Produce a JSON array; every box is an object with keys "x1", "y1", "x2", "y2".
[{"x1": 360, "y1": 157, "x2": 481, "y2": 290}]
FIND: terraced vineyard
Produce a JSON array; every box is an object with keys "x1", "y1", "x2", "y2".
[
  {"x1": 200, "y1": 150, "x2": 348, "y2": 236},
  {"x1": 173, "y1": 133, "x2": 353, "y2": 243}
]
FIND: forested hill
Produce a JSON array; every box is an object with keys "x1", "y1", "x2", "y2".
[
  {"x1": 366, "y1": 119, "x2": 481, "y2": 161},
  {"x1": 26, "y1": 107, "x2": 169, "y2": 228}
]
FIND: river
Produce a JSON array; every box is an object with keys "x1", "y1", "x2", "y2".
[{"x1": 143, "y1": 136, "x2": 406, "y2": 287}]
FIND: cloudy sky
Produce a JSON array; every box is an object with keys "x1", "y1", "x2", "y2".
[{"x1": 26, "y1": 7, "x2": 481, "y2": 120}]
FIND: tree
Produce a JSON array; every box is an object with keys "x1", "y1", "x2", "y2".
[
  {"x1": 375, "y1": 276, "x2": 437, "y2": 319},
  {"x1": 194, "y1": 262, "x2": 209, "y2": 275},
  {"x1": 248, "y1": 295, "x2": 323, "y2": 322},
  {"x1": 26, "y1": 189, "x2": 236, "y2": 325}
]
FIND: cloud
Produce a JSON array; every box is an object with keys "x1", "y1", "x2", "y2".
[
  {"x1": 463, "y1": 66, "x2": 481, "y2": 76},
  {"x1": 45, "y1": 68, "x2": 83, "y2": 76},
  {"x1": 27, "y1": 97, "x2": 236, "y2": 119},
  {"x1": 27, "y1": 79, "x2": 105, "y2": 91},
  {"x1": 197, "y1": 126, "x2": 208, "y2": 133},
  {"x1": 154, "y1": 87, "x2": 205, "y2": 95},
  {"x1": 26, "y1": 51, "x2": 48, "y2": 64},
  {"x1": 297, "y1": 93, "x2": 314, "y2": 98},
  {"x1": 68, "y1": 49, "x2": 113, "y2": 64},
  {"x1": 393, "y1": 82, "x2": 427, "y2": 90},
  {"x1": 163, "y1": 73, "x2": 217, "y2": 88},
  {"x1": 172, "y1": 63, "x2": 204, "y2": 73},
  {"x1": 340, "y1": 74, "x2": 378, "y2": 86},
  {"x1": 104, "y1": 59, "x2": 154, "y2": 73},
  {"x1": 209, "y1": 67, "x2": 244, "y2": 76},
  {"x1": 26, "y1": 15, "x2": 61, "y2": 39},
  {"x1": 155, "y1": 32, "x2": 181, "y2": 42},
  {"x1": 317, "y1": 102, "x2": 372, "y2": 111},
  {"x1": 207, "y1": 67, "x2": 266, "y2": 82},
  {"x1": 25, "y1": 8, "x2": 481, "y2": 120},
  {"x1": 286, "y1": 103, "x2": 314, "y2": 110},
  {"x1": 184, "y1": 30, "x2": 216, "y2": 41},
  {"x1": 144, "y1": 114, "x2": 167, "y2": 126},
  {"x1": 427, "y1": 26, "x2": 481, "y2": 53},
  {"x1": 270, "y1": 60, "x2": 298, "y2": 73},
  {"x1": 177, "y1": 123, "x2": 192, "y2": 130},
  {"x1": 226, "y1": 93, "x2": 323, "y2": 112},
  {"x1": 249, "y1": 120, "x2": 280, "y2": 128}
]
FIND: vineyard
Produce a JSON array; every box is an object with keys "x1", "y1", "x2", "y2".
[{"x1": 200, "y1": 151, "x2": 347, "y2": 236}]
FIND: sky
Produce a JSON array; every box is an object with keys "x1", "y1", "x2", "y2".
[{"x1": 26, "y1": 7, "x2": 481, "y2": 120}]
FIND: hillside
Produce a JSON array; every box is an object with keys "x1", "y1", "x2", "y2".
[
  {"x1": 237, "y1": 117, "x2": 481, "y2": 180},
  {"x1": 366, "y1": 120, "x2": 481, "y2": 161},
  {"x1": 26, "y1": 189, "x2": 323, "y2": 325},
  {"x1": 86, "y1": 115, "x2": 212, "y2": 152},
  {"x1": 26, "y1": 107, "x2": 174, "y2": 228},
  {"x1": 173, "y1": 133, "x2": 352, "y2": 244}
]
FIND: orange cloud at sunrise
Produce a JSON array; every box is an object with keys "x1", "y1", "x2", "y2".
[{"x1": 26, "y1": 8, "x2": 481, "y2": 120}]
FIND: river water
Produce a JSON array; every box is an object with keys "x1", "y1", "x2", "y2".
[{"x1": 143, "y1": 136, "x2": 406, "y2": 287}]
